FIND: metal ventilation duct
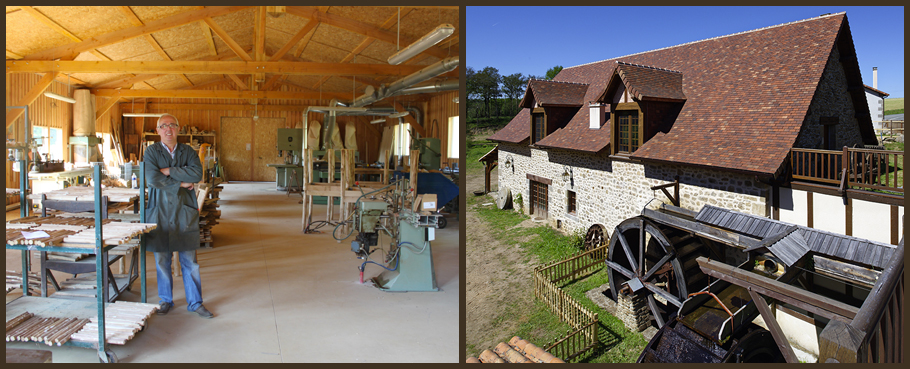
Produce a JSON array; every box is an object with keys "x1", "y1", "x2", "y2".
[{"x1": 350, "y1": 57, "x2": 459, "y2": 107}]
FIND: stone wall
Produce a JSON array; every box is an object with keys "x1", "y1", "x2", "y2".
[
  {"x1": 496, "y1": 144, "x2": 770, "y2": 236},
  {"x1": 794, "y1": 44, "x2": 866, "y2": 149}
]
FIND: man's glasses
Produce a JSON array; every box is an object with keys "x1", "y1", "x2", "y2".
[{"x1": 158, "y1": 123, "x2": 179, "y2": 129}]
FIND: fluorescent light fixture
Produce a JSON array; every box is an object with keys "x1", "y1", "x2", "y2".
[
  {"x1": 387, "y1": 24, "x2": 455, "y2": 65},
  {"x1": 370, "y1": 118, "x2": 386, "y2": 124},
  {"x1": 389, "y1": 111, "x2": 409, "y2": 119},
  {"x1": 123, "y1": 113, "x2": 165, "y2": 117},
  {"x1": 43, "y1": 92, "x2": 76, "y2": 103}
]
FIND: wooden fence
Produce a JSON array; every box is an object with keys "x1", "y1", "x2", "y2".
[
  {"x1": 790, "y1": 147, "x2": 903, "y2": 194},
  {"x1": 819, "y1": 240, "x2": 903, "y2": 363},
  {"x1": 533, "y1": 245, "x2": 608, "y2": 361}
]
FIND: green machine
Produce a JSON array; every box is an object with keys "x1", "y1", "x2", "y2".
[
  {"x1": 268, "y1": 128, "x2": 305, "y2": 191},
  {"x1": 414, "y1": 137, "x2": 441, "y2": 171},
  {"x1": 340, "y1": 179, "x2": 439, "y2": 292}
]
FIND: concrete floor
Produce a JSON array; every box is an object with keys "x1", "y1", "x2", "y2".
[{"x1": 6, "y1": 182, "x2": 460, "y2": 363}]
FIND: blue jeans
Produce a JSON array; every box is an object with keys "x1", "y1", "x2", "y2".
[{"x1": 154, "y1": 250, "x2": 203, "y2": 311}]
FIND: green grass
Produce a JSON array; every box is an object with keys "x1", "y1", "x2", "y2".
[
  {"x1": 883, "y1": 109, "x2": 903, "y2": 116},
  {"x1": 469, "y1": 193, "x2": 647, "y2": 362},
  {"x1": 883, "y1": 97, "x2": 904, "y2": 112}
]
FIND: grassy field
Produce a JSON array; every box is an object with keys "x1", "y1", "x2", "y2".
[{"x1": 884, "y1": 97, "x2": 904, "y2": 116}]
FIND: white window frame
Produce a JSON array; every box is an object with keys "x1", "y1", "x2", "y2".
[{"x1": 393, "y1": 122, "x2": 411, "y2": 156}]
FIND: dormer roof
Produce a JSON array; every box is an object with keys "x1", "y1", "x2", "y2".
[
  {"x1": 597, "y1": 62, "x2": 686, "y2": 103},
  {"x1": 519, "y1": 79, "x2": 589, "y2": 108}
]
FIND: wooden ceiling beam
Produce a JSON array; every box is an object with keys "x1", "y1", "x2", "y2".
[
  {"x1": 7, "y1": 49, "x2": 24, "y2": 59},
  {"x1": 271, "y1": 20, "x2": 318, "y2": 62},
  {"x1": 311, "y1": 8, "x2": 411, "y2": 91},
  {"x1": 199, "y1": 21, "x2": 218, "y2": 56},
  {"x1": 96, "y1": 48, "x2": 252, "y2": 89},
  {"x1": 119, "y1": 6, "x2": 194, "y2": 88},
  {"x1": 95, "y1": 96, "x2": 122, "y2": 122},
  {"x1": 255, "y1": 7, "x2": 266, "y2": 62},
  {"x1": 6, "y1": 71, "x2": 60, "y2": 129},
  {"x1": 286, "y1": 7, "x2": 450, "y2": 60},
  {"x1": 226, "y1": 74, "x2": 249, "y2": 90},
  {"x1": 122, "y1": 103, "x2": 315, "y2": 112},
  {"x1": 261, "y1": 74, "x2": 286, "y2": 91},
  {"x1": 21, "y1": 6, "x2": 251, "y2": 61},
  {"x1": 92, "y1": 88, "x2": 349, "y2": 101},
  {"x1": 204, "y1": 17, "x2": 253, "y2": 62},
  {"x1": 8, "y1": 60, "x2": 425, "y2": 76},
  {"x1": 294, "y1": 22, "x2": 319, "y2": 58}
]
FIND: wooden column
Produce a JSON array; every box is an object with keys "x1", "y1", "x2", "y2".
[{"x1": 409, "y1": 149, "x2": 419, "y2": 193}]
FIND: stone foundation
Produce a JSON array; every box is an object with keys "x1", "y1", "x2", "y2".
[{"x1": 616, "y1": 292, "x2": 651, "y2": 333}]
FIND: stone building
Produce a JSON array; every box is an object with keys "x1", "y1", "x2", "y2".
[{"x1": 488, "y1": 12, "x2": 878, "y2": 237}]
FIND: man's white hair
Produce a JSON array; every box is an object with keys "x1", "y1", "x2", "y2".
[{"x1": 157, "y1": 114, "x2": 179, "y2": 126}]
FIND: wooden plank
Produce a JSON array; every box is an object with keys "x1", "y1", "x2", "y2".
[
  {"x1": 697, "y1": 257, "x2": 859, "y2": 321},
  {"x1": 8, "y1": 60, "x2": 426, "y2": 76},
  {"x1": 748, "y1": 288, "x2": 800, "y2": 363},
  {"x1": 645, "y1": 208, "x2": 761, "y2": 249},
  {"x1": 21, "y1": 6, "x2": 251, "y2": 60}
]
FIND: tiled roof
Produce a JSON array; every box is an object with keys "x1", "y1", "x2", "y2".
[
  {"x1": 519, "y1": 79, "x2": 589, "y2": 108},
  {"x1": 491, "y1": 13, "x2": 860, "y2": 174},
  {"x1": 614, "y1": 62, "x2": 686, "y2": 102},
  {"x1": 864, "y1": 84, "x2": 890, "y2": 97}
]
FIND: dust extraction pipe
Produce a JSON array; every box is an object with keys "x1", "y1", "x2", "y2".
[
  {"x1": 396, "y1": 79, "x2": 459, "y2": 96},
  {"x1": 350, "y1": 57, "x2": 459, "y2": 107}
]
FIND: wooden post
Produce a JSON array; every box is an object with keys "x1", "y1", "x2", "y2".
[
  {"x1": 383, "y1": 150, "x2": 390, "y2": 185},
  {"x1": 409, "y1": 149, "x2": 419, "y2": 193},
  {"x1": 748, "y1": 289, "x2": 799, "y2": 363},
  {"x1": 485, "y1": 161, "x2": 492, "y2": 194}
]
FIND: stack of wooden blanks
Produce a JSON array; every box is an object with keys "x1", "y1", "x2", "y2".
[
  {"x1": 6, "y1": 188, "x2": 21, "y2": 211},
  {"x1": 6, "y1": 271, "x2": 45, "y2": 295},
  {"x1": 60, "y1": 222, "x2": 157, "y2": 248},
  {"x1": 5, "y1": 312, "x2": 90, "y2": 346},
  {"x1": 26, "y1": 187, "x2": 140, "y2": 203},
  {"x1": 466, "y1": 336, "x2": 565, "y2": 363},
  {"x1": 70, "y1": 301, "x2": 159, "y2": 345},
  {"x1": 198, "y1": 183, "x2": 222, "y2": 248}
]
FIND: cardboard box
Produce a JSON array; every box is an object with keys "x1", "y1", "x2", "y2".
[{"x1": 421, "y1": 194, "x2": 437, "y2": 212}]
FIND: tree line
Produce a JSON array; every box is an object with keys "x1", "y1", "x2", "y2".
[{"x1": 466, "y1": 65, "x2": 563, "y2": 120}]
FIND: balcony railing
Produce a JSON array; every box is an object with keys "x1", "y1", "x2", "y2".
[{"x1": 790, "y1": 147, "x2": 903, "y2": 195}]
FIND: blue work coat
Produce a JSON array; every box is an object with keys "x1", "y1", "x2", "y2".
[{"x1": 144, "y1": 142, "x2": 203, "y2": 252}]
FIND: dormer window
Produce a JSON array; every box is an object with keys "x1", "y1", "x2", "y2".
[
  {"x1": 531, "y1": 110, "x2": 546, "y2": 144},
  {"x1": 615, "y1": 109, "x2": 640, "y2": 153}
]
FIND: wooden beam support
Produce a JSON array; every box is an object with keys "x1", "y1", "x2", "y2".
[
  {"x1": 286, "y1": 7, "x2": 450, "y2": 60},
  {"x1": 392, "y1": 101, "x2": 425, "y2": 137},
  {"x1": 199, "y1": 21, "x2": 218, "y2": 56},
  {"x1": 94, "y1": 88, "x2": 348, "y2": 101},
  {"x1": 22, "y1": 6, "x2": 251, "y2": 60},
  {"x1": 96, "y1": 49, "x2": 251, "y2": 89},
  {"x1": 226, "y1": 74, "x2": 249, "y2": 90},
  {"x1": 7, "y1": 49, "x2": 24, "y2": 59},
  {"x1": 6, "y1": 71, "x2": 60, "y2": 129},
  {"x1": 255, "y1": 7, "x2": 266, "y2": 62},
  {"x1": 697, "y1": 257, "x2": 859, "y2": 322},
  {"x1": 270, "y1": 20, "x2": 318, "y2": 62},
  {"x1": 261, "y1": 74, "x2": 285, "y2": 91},
  {"x1": 121, "y1": 103, "x2": 316, "y2": 111},
  {"x1": 203, "y1": 17, "x2": 253, "y2": 62},
  {"x1": 294, "y1": 22, "x2": 319, "y2": 58},
  {"x1": 8, "y1": 60, "x2": 425, "y2": 76},
  {"x1": 748, "y1": 288, "x2": 800, "y2": 363},
  {"x1": 95, "y1": 97, "x2": 122, "y2": 122}
]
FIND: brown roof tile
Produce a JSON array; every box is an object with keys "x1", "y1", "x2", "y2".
[
  {"x1": 519, "y1": 79, "x2": 589, "y2": 108},
  {"x1": 614, "y1": 62, "x2": 686, "y2": 101},
  {"x1": 492, "y1": 13, "x2": 855, "y2": 174}
]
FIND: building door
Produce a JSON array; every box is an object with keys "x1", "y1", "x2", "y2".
[
  {"x1": 220, "y1": 117, "x2": 286, "y2": 182},
  {"x1": 529, "y1": 180, "x2": 548, "y2": 219}
]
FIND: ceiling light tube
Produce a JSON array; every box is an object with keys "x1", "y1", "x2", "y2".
[
  {"x1": 123, "y1": 113, "x2": 165, "y2": 117},
  {"x1": 387, "y1": 24, "x2": 455, "y2": 65},
  {"x1": 43, "y1": 92, "x2": 76, "y2": 104},
  {"x1": 370, "y1": 118, "x2": 386, "y2": 124}
]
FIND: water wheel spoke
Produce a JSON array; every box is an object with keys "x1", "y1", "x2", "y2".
[
  {"x1": 642, "y1": 252, "x2": 675, "y2": 281},
  {"x1": 647, "y1": 294, "x2": 666, "y2": 328},
  {"x1": 616, "y1": 232, "x2": 639, "y2": 274},
  {"x1": 605, "y1": 260, "x2": 635, "y2": 280},
  {"x1": 639, "y1": 219, "x2": 645, "y2": 273},
  {"x1": 643, "y1": 281, "x2": 683, "y2": 307}
]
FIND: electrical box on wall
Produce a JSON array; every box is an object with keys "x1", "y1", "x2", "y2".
[{"x1": 277, "y1": 128, "x2": 303, "y2": 151}]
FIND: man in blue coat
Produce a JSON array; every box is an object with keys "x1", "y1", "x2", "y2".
[{"x1": 144, "y1": 114, "x2": 213, "y2": 318}]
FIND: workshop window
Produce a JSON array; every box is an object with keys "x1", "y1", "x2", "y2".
[
  {"x1": 615, "y1": 110, "x2": 640, "y2": 153},
  {"x1": 393, "y1": 123, "x2": 412, "y2": 156},
  {"x1": 567, "y1": 190, "x2": 576, "y2": 215},
  {"x1": 531, "y1": 112, "x2": 545, "y2": 144},
  {"x1": 447, "y1": 115, "x2": 459, "y2": 158},
  {"x1": 31, "y1": 126, "x2": 63, "y2": 162}
]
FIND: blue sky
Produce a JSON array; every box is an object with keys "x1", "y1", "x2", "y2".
[{"x1": 467, "y1": 6, "x2": 904, "y2": 98}]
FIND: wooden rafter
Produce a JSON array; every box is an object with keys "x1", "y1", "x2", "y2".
[
  {"x1": 311, "y1": 8, "x2": 412, "y2": 91},
  {"x1": 261, "y1": 74, "x2": 286, "y2": 91},
  {"x1": 7, "y1": 60, "x2": 426, "y2": 76},
  {"x1": 19, "y1": 6, "x2": 81, "y2": 42},
  {"x1": 271, "y1": 20, "x2": 318, "y2": 62},
  {"x1": 226, "y1": 74, "x2": 249, "y2": 90},
  {"x1": 203, "y1": 17, "x2": 253, "y2": 62},
  {"x1": 255, "y1": 7, "x2": 266, "y2": 62},
  {"x1": 95, "y1": 96, "x2": 122, "y2": 122},
  {"x1": 7, "y1": 49, "x2": 24, "y2": 59},
  {"x1": 21, "y1": 6, "x2": 251, "y2": 60},
  {"x1": 294, "y1": 22, "x2": 319, "y2": 58},
  {"x1": 96, "y1": 48, "x2": 252, "y2": 89},
  {"x1": 122, "y1": 103, "x2": 315, "y2": 111},
  {"x1": 6, "y1": 71, "x2": 60, "y2": 129},
  {"x1": 92, "y1": 88, "x2": 349, "y2": 101},
  {"x1": 199, "y1": 21, "x2": 218, "y2": 56},
  {"x1": 119, "y1": 6, "x2": 193, "y2": 87},
  {"x1": 286, "y1": 7, "x2": 451, "y2": 61}
]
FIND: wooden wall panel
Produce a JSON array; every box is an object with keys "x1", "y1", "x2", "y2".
[
  {"x1": 425, "y1": 90, "x2": 459, "y2": 166},
  {"x1": 252, "y1": 117, "x2": 285, "y2": 182},
  {"x1": 220, "y1": 117, "x2": 253, "y2": 182}
]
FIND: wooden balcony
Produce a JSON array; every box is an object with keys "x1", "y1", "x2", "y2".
[{"x1": 790, "y1": 147, "x2": 903, "y2": 195}]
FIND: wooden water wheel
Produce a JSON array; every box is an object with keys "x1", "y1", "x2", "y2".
[
  {"x1": 583, "y1": 224, "x2": 608, "y2": 251},
  {"x1": 605, "y1": 216, "x2": 710, "y2": 328}
]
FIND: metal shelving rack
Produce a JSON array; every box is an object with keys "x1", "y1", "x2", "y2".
[{"x1": 6, "y1": 162, "x2": 149, "y2": 363}]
